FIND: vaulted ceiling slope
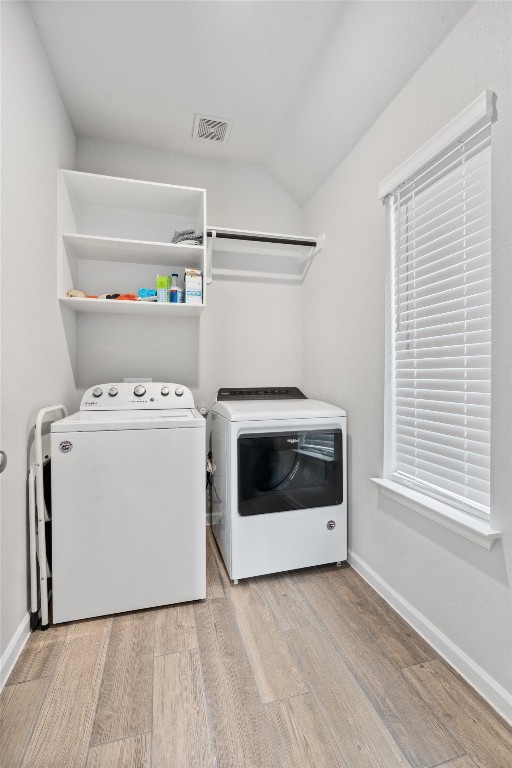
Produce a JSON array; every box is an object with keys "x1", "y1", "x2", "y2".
[
  {"x1": 266, "y1": 1, "x2": 473, "y2": 203},
  {"x1": 29, "y1": 1, "x2": 472, "y2": 205}
]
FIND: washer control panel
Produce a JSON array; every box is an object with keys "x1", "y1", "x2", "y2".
[{"x1": 80, "y1": 383, "x2": 195, "y2": 411}]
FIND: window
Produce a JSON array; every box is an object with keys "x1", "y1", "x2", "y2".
[{"x1": 387, "y1": 115, "x2": 492, "y2": 521}]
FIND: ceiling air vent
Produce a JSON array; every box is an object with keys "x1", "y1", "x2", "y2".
[{"x1": 192, "y1": 114, "x2": 233, "y2": 144}]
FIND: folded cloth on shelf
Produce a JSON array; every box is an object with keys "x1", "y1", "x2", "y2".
[
  {"x1": 172, "y1": 227, "x2": 194, "y2": 243},
  {"x1": 172, "y1": 228, "x2": 203, "y2": 245}
]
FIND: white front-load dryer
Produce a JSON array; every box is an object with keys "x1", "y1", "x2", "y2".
[
  {"x1": 51, "y1": 382, "x2": 205, "y2": 623},
  {"x1": 210, "y1": 387, "x2": 347, "y2": 581}
]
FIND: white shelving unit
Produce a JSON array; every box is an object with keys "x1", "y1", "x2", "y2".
[{"x1": 58, "y1": 170, "x2": 207, "y2": 316}]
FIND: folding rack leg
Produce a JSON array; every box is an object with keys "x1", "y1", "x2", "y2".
[
  {"x1": 35, "y1": 460, "x2": 49, "y2": 629},
  {"x1": 28, "y1": 467, "x2": 39, "y2": 630}
]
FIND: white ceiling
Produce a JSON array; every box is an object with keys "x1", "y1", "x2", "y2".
[
  {"x1": 28, "y1": 1, "x2": 340, "y2": 162},
  {"x1": 29, "y1": 1, "x2": 471, "y2": 204}
]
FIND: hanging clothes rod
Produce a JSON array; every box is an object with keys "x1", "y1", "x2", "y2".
[{"x1": 206, "y1": 227, "x2": 317, "y2": 248}]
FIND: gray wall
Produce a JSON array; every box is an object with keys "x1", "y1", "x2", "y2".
[
  {"x1": 1, "y1": 1, "x2": 77, "y2": 666},
  {"x1": 301, "y1": 1, "x2": 512, "y2": 714}
]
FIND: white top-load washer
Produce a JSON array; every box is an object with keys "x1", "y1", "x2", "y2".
[
  {"x1": 51, "y1": 382, "x2": 205, "y2": 623},
  {"x1": 210, "y1": 387, "x2": 347, "y2": 582}
]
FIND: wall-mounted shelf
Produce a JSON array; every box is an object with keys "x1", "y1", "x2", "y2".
[
  {"x1": 58, "y1": 170, "x2": 207, "y2": 316},
  {"x1": 58, "y1": 172, "x2": 324, "y2": 313},
  {"x1": 59, "y1": 297, "x2": 203, "y2": 317},
  {"x1": 62, "y1": 233, "x2": 204, "y2": 268},
  {"x1": 206, "y1": 226, "x2": 324, "y2": 283}
]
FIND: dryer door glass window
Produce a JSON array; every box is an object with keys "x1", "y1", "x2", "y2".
[{"x1": 238, "y1": 429, "x2": 343, "y2": 516}]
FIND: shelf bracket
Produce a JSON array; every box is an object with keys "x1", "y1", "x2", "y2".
[{"x1": 206, "y1": 229, "x2": 216, "y2": 285}]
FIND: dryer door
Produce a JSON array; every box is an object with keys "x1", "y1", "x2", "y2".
[{"x1": 238, "y1": 428, "x2": 343, "y2": 516}]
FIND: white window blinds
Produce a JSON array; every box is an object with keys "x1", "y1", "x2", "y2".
[{"x1": 390, "y1": 118, "x2": 491, "y2": 519}]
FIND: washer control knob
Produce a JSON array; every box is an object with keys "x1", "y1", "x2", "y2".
[
  {"x1": 161, "y1": 386, "x2": 170, "y2": 396},
  {"x1": 175, "y1": 386, "x2": 184, "y2": 397},
  {"x1": 134, "y1": 385, "x2": 146, "y2": 397},
  {"x1": 92, "y1": 387, "x2": 103, "y2": 398},
  {"x1": 108, "y1": 386, "x2": 118, "y2": 397}
]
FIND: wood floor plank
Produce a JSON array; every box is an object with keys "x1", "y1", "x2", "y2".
[
  {"x1": 21, "y1": 617, "x2": 112, "y2": 768},
  {"x1": 338, "y1": 567, "x2": 437, "y2": 667},
  {"x1": 206, "y1": 529, "x2": 225, "y2": 599},
  {"x1": 207, "y1": 528, "x2": 232, "y2": 592},
  {"x1": 296, "y1": 571, "x2": 464, "y2": 767},
  {"x1": 434, "y1": 757, "x2": 478, "y2": 767},
  {"x1": 404, "y1": 660, "x2": 512, "y2": 767},
  {"x1": 7, "y1": 624, "x2": 68, "y2": 685},
  {"x1": 268, "y1": 692, "x2": 348, "y2": 768},
  {"x1": 286, "y1": 625, "x2": 410, "y2": 767},
  {"x1": 152, "y1": 649, "x2": 214, "y2": 768},
  {"x1": 0, "y1": 677, "x2": 49, "y2": 767},
  {"x1": 194, "y1": 597, "x2": 279, "y2": 768},
  {"x1": 256, "y1": 571, "x2": 318, "y2": 631},
  {"x1": 86, "y1": 733, "x2": 151, "y2": 768},
  {"x1": 154, "y1": 602, "x2": 197, "y2": 655},
  {"x1": 228, "y1": 578, "x2": 306, "y2": 703},
  {"x1": 320, "y1": 568, "x2": 434, "y2": 669},
  {"x1": 90, "y1": 612, "x2": 154, "y2": 746}
]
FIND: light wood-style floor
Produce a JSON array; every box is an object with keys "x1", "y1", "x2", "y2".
[{"x1": 2, "y1": 528, "x2": 511, "y2": 767}]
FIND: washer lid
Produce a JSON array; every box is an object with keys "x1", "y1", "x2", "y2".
[
  {"x1": 211, "y1": 399, "x2": 346, "y2": 421},
  {"x1": 51, "y1": 408, "x2": 205, "y2": 432}
]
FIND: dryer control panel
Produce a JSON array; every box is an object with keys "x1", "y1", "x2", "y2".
[
  {"x1": 217, "y1": 386, "x2": 306, "y2": 401},
  {"x1": 80, "y1": 383, "x2": 195, "y2": 410}
]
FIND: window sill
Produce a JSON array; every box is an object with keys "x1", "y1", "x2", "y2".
[{"x1": 371, "y1": 478, "x2": 501, "y2": 549}]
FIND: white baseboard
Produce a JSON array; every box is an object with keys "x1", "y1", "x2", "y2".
[
  {"x1": 0, "y1": 613, "x2": 30, "y2": 690},
  {"x1": 348, "y1": 551, "x2": 512, "y2": 725}
]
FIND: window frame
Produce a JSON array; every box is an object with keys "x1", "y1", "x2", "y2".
[
  {"x1": 387, "y1": 143, "x2": 491, "y2": 521},
  {"x1": 373, "y1": 92, "x2": 501, "y2": 546}
]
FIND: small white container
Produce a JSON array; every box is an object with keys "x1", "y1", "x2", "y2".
[
  {"x1": 170, "y1": 273, "x2": 185, "y2": 303},
  {"x1": 185, "y1": 269, "x2": 203, "y2": 305}
]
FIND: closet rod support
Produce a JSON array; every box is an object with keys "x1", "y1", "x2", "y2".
[
  {"x1": 206, "y1": 229, "x2": 215, "y2": 285},
  {"x1": 301, "y1": 232, "x2": 325, "y2": 264}
]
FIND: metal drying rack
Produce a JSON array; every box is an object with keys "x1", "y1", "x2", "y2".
[{"x1": 29, "y1": 404, "x2": 68, "y2": 630}]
